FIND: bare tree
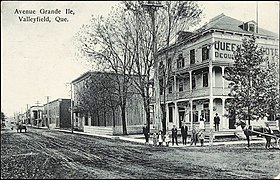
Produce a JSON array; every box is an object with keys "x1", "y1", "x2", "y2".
[{"x1": 75, "y1": 5, "x2": 136, "y2": 135}]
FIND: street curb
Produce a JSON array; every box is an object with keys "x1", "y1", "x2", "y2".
[{"x1": 52, "y1": 129, "x2": 270, "y2": 147}]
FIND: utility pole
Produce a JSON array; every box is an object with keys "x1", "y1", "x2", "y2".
[
  {"x1": 46, "y1": 96, "x2": 50, "y2": 129},
  {"x1": 36, "y1": 101, "x2": 40, "y2": 128},
  {"x1": 70, "y1": 83, "x2": 73, "y2": 133},
  {"x1": 26, "y1": 104, "x2": 29, "y2": 125},
  {"x1": 142, "y1": 1, "x2": 163, "y2": 132}
]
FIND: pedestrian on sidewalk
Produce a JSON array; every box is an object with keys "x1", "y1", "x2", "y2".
[
  {"x1": 164, "y1": 130, "x2": 171, "y2": 147},
  {"x1": 152, "y1": 132, "x2": 158, "y2": 147},
  {"x1": 198, "y1": 130, "x2": 205, "y2": 147},
  {"x1": 171, "y1": 125, "x2": 178, "y2": 146},
  {"x1": 181, "y1": 122, "x2": 188, "y2": 145},
  {"x1": 143, "y1": 124, "x2": 149, "y2": 144},
  {"x1": 158, "y1": 130, "x2": 163, "y2": 147},
  {"x1": 199, "y1": 115, "x2": 205, "y2": 131},
  {"x1": 214, "y1": 113, "x2": 220, "y2": 131},
  {"x1": 190, "y1": 125, "x2": 198, "y2": 146}
]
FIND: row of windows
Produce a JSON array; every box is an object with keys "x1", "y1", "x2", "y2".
[
  {"x1": 160, "y1": 73, "x2": 208, "y2": 94},
  {"x1": 161, "y1": 45, "x2": 210, "y2": 70},
  {"x1": 168, "y1": 104, "x2": 210, "y2": 123}
]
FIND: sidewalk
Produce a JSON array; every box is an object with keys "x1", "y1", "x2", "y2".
[{"x1": 55, "y1": 129, "x2": 267, "y2": 147}]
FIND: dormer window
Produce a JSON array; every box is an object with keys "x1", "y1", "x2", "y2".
[
  {"x1": 249, "y1": 24, "x2": 255, "y2": 32},
  {"x1": 240, "y1": 21, "x2": 257, "y2": 33}
]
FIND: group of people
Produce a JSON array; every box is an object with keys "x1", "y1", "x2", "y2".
[{"x1": 143, "y1": 113, "x2": 221, "y2": 147}]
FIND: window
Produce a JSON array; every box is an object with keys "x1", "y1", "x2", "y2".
[
  {"x1": 159, "y1": 61, "x2": 163, "y2": 68},
  {"x1": 190, "y1": 49, "x2": 195, "y2": 64},
  {"x1": 169, "y1": 107, "x2": 173, "y2": 122},
  {"x1": 177, "y1": 54, "x2": 185, "y2": 68},
  {"x1": 179, "y1": 79, "x2": 184, "y2": 92},
  {"x1": 202, "y1": 46, "x2": 209, "y2": 61},
  {"x1": 191, "y1": 105, "x2": 198, "y2": 122},
  {"x1": 85, "y1": 114, "x2": 88, "y2": 126},
  {"x1": 203, "y1": 73, "x2": 208, "y2": 87},
  {"x1": 192, "y1": 76, "x2": 196, "y2": 89},
  {"x1": 249, "y1": 24, "x2": 255, "y2": 32},
  {"x1": 202, "y1": 104, "x2": 210, "y2": 122},
  {"x1": 159, "y1": 79, "x2": 163, "y2": 95},
  {"x1": 168, "y1": 82, "x2": 172, "y2": 94},
  {"x1": 167, "y1": 58, "x2": 172, "y2": 70}
]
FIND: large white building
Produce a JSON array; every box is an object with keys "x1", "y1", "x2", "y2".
[{"x1": 151, "y1": 14, "x2": 279, "y2": 132}]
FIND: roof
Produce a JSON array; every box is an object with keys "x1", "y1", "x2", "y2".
[
  {"x1": 159, "y1": 13, "x2": 279, "y2": 54},
  {"x1": 71, "y1": 70, "x2": 142, "y2": 84},
  {"x1": 195, "y1": 13, "x2": 278, "y2": 37}
]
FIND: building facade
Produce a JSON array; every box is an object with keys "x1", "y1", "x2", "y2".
[
  {"x1": 72, "y1": 71, "x2": 145, "y2": 135},
  {"x1": 151, "y1": 14, "x2": 279, "y2": 132},
  {"x1": 43, "y1": 98, "x2": 71, "y2": 129},
  {"x1": 28, "y1": 105, "x2": 44, "y2": 127}
]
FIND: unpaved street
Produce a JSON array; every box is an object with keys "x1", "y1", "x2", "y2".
[{"x1": 1, "y1": 128, "x2": 279, "y2": 179}]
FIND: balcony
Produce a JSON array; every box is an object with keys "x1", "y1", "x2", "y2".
[
  {"x1": 191, "y1": 88, "x2": 210, "y2": 97},
  {"x1": 151, "y1": 87, "x2": 230, "y2": 103},
  {"x1": 176, "y1": 90, "x2": 191, "y2": 100},
  {"x1": 213, "y1": 87, "x2": 231, "y2": 96}
]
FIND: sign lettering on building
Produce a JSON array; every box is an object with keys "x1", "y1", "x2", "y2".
[{"x1": 214, "y1": 40, "x2": 279, "y2": 60}]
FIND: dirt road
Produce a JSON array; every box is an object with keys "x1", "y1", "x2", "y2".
[{"x1": 1, "y1": 127, "x2": 279, "y2": 179}]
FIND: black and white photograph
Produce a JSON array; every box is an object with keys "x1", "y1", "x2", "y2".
[{"x1": 1, "y1": 1, "x2": 280, "y2": 179}]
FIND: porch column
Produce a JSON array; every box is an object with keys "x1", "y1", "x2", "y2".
[
  {"x1": 209, "y1": 34, "x2": 215, "y2": 131},
  {"x1": 173, "y1": 75, "x2": 177, "y2": 95},
  {"x1": 88, "y1": 113, "x2": 91, "y2": 126},
  {"x1": 222, "y1": 66, "x2": 225, "y2": 95},
  {"x1": 174, "y1": 101, "x2": 178, "y2": 127},
  {"x1": 166, "y1": 103, "x2": 169, "y2": 130},
  {"x1": 190, "y1": 100, "x2": 193, "y2": 130},
  {"x1": 222, "y1": 98, "x2": 226, "y2": 130},
  {"x1": 189, "y1": 71, "x2": 192, "y2": 92},
  {"x1": 209, "y1": 66, "x2": 214, "y2": 131}
]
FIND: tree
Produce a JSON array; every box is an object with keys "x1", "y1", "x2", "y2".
[
  {"x1": 75, "y1": 5, "x2": 137, "y2": 135},
  {"x1": 75, "y1": 1, "x2": 203, "y2": 134},
  {"x1": 123, "y1": 1, "x2": 203, "y2": 134},
  {"x1": 224, "y1": 36, "x2": 280, "y2": 125},
  {"x1": 77, "y1": 72, "x2": 120, "y2": 127},
  {"x1": 1, "y1": 112, "x2": 6, "y2": 122}
]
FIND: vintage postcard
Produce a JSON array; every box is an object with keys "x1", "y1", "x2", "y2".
[{"x1": 1, "y1": 1, "x2": 279, "y2": 179}]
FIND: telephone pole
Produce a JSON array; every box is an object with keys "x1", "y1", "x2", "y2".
[
  {"x1": 36, "y1": 101, "x2": 40, "y2": 128},
  {"x1": 46, "y1": 96, "x2": 50, "y2": 129},
  {"x1": 142, "y1": 1, "x2": 163, "y2": 132}
]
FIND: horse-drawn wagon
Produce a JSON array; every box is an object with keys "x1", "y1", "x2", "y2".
[{"x1": 16, "y1": 123, "x2": 27, "y2": 133}]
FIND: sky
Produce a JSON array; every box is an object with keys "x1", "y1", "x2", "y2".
[{"x1": 1, "y1": 1, "x2": 279, "y2": 117}]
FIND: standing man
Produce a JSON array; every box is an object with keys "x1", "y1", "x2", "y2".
[
  {"x1": 214, "y1": 113, "x2": 220, "y2": 131},
  {"x1": 181, "y1": 122, "x2": 188, "y2": 145},
  {"x1": 171, "y1": 125, "x2": 178, "y2": 146},
  {"x1": 143, "y1": 124, "x2": 149, "y2": 144}
]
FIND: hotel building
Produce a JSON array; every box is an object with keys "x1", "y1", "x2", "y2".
[{"x1": 151, "y1": 14, "x2": 279, "y2": 132}]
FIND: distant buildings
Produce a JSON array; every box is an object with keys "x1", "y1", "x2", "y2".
[{"x1": 43, "y1": 98, "x2": 71, "y2": 129}]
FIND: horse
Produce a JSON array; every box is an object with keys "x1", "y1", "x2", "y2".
[
  {"x1": 16, "y1": 124, "x2": 27, "y2": 133},
  {"x1": 234, "y1": 120, "x2": 270, "y2": 149}
]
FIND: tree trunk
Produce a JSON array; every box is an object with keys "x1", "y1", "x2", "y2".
[
  {"x1": 104, "y1": 112, "x2": 106, "y2": 127},
  {"x1": 112, "y1": 109, "x2": 116, "y2": 127},
  {"x1": 121, "y1": 105, "x2": 127, "y2": 135},
  {"x1": 144, "y1": 98, "x2": 151, "y2": 133}
]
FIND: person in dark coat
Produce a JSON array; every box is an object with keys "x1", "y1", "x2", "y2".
[
  {"x1": 214, "y1": 113, "x2": 220, "y2": 131},
  {"x1": 171, "y1": 125, "x2": 178, "y2": 146},
  {"x1": 181, "y1": 122, "x2": 188, "y2": 145},
  {"x1": 143, "y1": 124, "x2": 149, "y2": 144}
]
